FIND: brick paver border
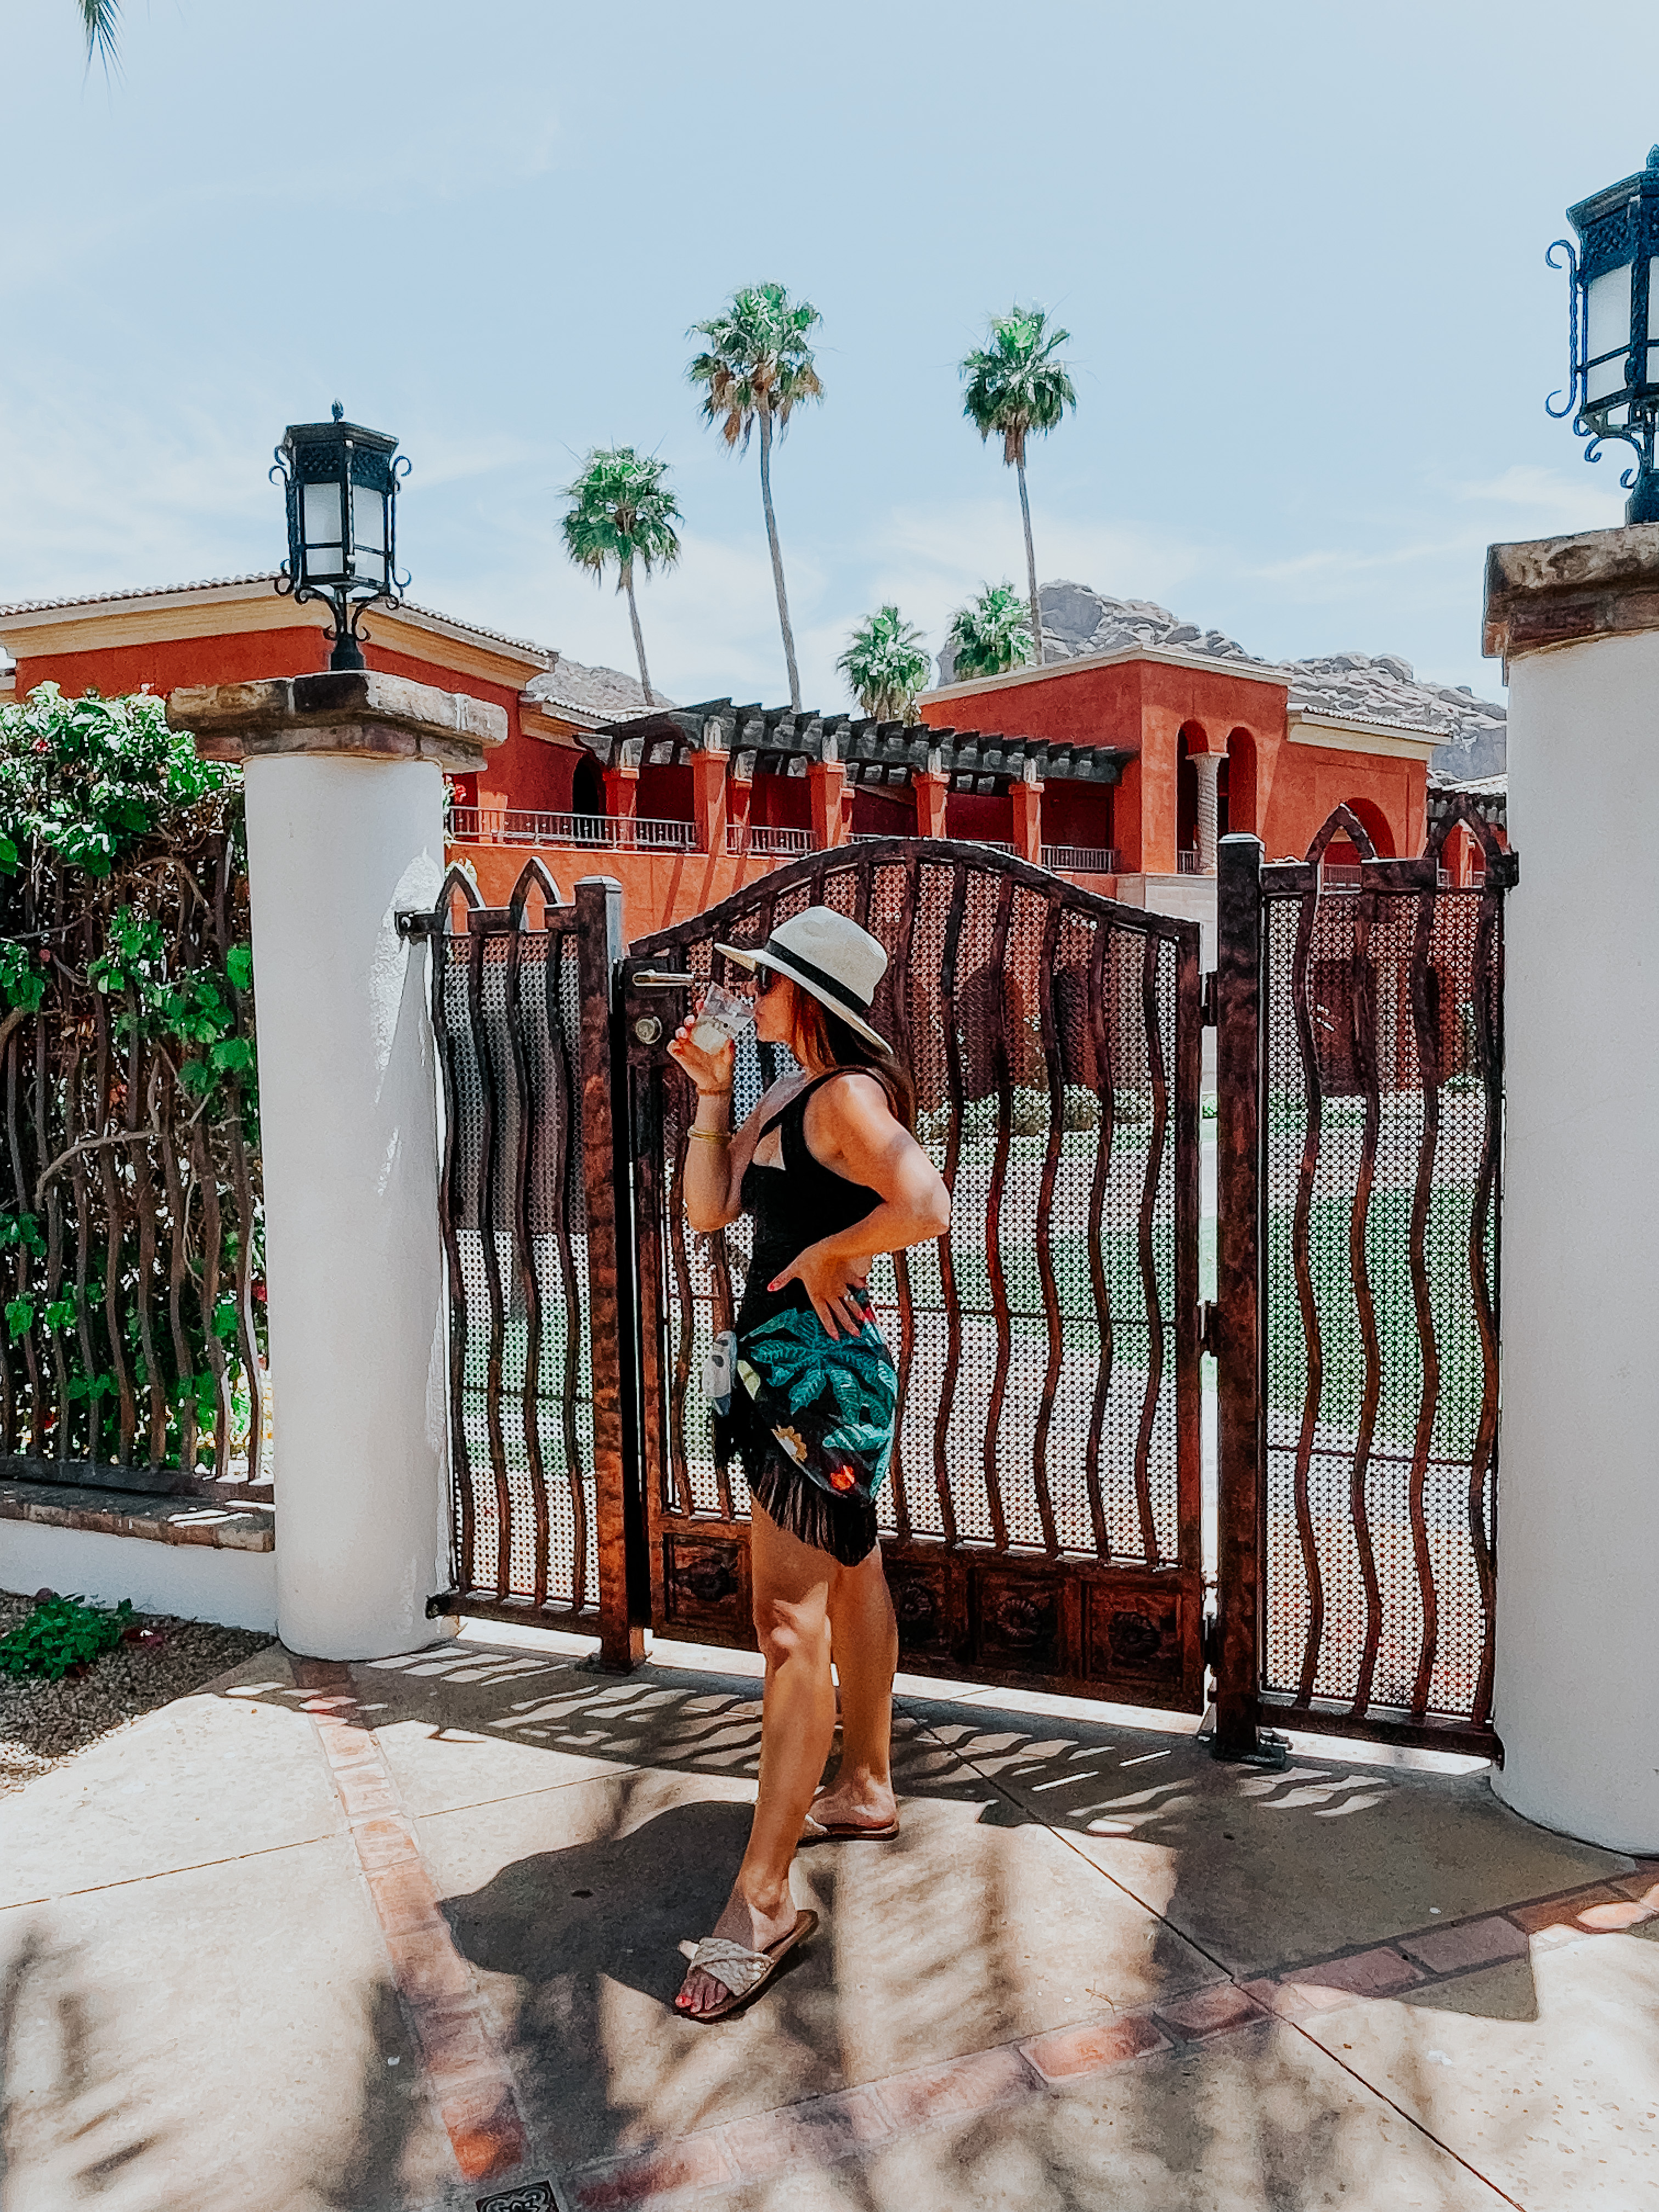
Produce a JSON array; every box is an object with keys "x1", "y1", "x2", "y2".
[
  {"x1": 282, "y1": 1654, "x2": 1659, "y2": 2212},
  {"x1": 558, "y1": 1871, "x2": 1659, "y2": 2209},
  {"x1": 291, "y1": 1658, "x2": 531, "y2": 2188}
]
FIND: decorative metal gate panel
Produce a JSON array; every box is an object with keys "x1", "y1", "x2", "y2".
[
  {"x1": 1215, "y1": 806, "x2": 1513, "y2": 1757},
  {"x1": 622, "y1": 839, "x2": 1204, "y2": 1707},
  {"x1": 421, "y1": 862, "x2": 636, "y2": 1663}
]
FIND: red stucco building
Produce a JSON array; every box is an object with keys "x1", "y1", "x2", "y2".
[{"x1": 1, "y1": 577, "x2": 1454, "y2": 947}]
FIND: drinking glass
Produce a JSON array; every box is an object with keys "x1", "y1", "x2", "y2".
[{"x1": 691, "y1": 981, "x2": 755, "y2": 1055}]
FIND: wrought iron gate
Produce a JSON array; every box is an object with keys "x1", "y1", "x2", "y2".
[
  {"x1": 421, "y1": 862, "x2": 637, "y2": 1665},
  {"x1": 621, "y1": 840, "x2": 1205, "y2": 1706},
  {"x1": 1213, "y1": 805, "x2": 1513, "y2": 1758}
]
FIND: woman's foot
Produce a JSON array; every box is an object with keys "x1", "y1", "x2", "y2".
[
  {"x1": 803, "y1": 1776, "x2": 898, "y2": 1837},
  {"x1": 675, "y1": 1881, "x2": 800, "y2": 2019}
]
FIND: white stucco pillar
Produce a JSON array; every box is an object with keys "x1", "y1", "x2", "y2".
[
  {"x1": 1483, "y1": 526, "x2": 1659, "y2": 1851},
  {"x1": 170, "y1": 673, "x2": 506, "y2": 1660},
  {"x1": 1193, "y1": 750, "x2": 1221, "y2": 873}
]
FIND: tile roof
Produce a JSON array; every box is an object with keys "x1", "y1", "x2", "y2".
[
  {"x1": 522, "y1": 656, "x2": 665, "y2": 725},
  {"x1": 0, "y1": 574, "x2": 552, "y2": 660}
]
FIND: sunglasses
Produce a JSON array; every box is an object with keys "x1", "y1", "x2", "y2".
[{"x1": 753, "y1": 965, "x2": 785, "y2": 998}]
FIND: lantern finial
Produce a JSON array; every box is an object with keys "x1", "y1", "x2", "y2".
[
  {"x1": 272, "y1": 409, "x2": 409, "y2": 669},
  {"x1": 1551, "y1": 152, "x2": 1659, "y2": 523}
]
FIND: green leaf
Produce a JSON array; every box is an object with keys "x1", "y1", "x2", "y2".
[
  {"x1": 4, "y1": 1297, "x2": 35, "y2": 1342},
  {"x1": 225, "y1": 945, "x2": 253, "y2": 991},
  {"x1": 210, "y1": 1036, "x2": 255, "y2": 1075}
]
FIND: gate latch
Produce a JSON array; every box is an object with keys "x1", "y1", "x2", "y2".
[
  {"x1": 1200, "y1": 970, "x2": 1219, "y2": 1026},
  {"x1": 1198, "y1": 1300, "x2": 1220, "y2": 1358}
]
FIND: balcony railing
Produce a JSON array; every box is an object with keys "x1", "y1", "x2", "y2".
[
  {"x1": 447, "y1": 807, "x2": 701, "y2": 853},
  {"x1": 1176, "y1": 849, "x2": 1205, "y2": 874},
  {"x1": 726, "y1": 823, "x2": 814, "y2": 856},
  {"x1": 1041, "y1": 845, "x2": 1120, "y2": 876},
  {"x1": 1320, "y1": 864, "x2": 1364, "y2": 890},
  {"x1": 1437, "y1": 866, "x2": 1487, "y2": 890}
]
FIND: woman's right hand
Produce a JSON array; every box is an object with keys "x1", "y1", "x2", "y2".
[{"x1": 667, "y1": 1014, "x2": 735, "y2": 1097}]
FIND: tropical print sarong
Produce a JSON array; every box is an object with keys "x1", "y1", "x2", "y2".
[{"x1": 733, "y1": 1304, "x2": 897, "y2": 1508}]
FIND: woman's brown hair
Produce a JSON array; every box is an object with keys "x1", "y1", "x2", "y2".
[{"x1": 786, "y1": 984, "x2": 917, "y2": 1131}]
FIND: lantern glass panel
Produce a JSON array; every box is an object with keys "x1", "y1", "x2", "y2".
[
  {"x1": 302, "y1": 479, "x2": 346, "y2": 580},
  {"x1": 1585, "y1": 263, "x2": 1633, "y2": 403},
  {"x1": 351, "y1": 482, "x2": 387, "y2": 586}
]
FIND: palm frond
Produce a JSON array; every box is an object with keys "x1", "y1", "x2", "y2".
[
  {"x1": 559, "y1": 447, "x2": 682, "y2": 587},
  {"x1": 959, "y1": 304, "x2": 1077, "y2": 466},
  {"x1": 944, "y1": 583, "x2": 1034, "y2": 681},
  {"x1": 77, "y1": 0, "x2": 120, "y2": 69},
  {"x1": 687, "y1": 281, "x2": 824, "y2": 445},
  {"x1": 837, "y1": 605, "x2": 932, "y2": 721}
]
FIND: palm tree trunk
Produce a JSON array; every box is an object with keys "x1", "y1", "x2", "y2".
[
  {"x1": 758, "y1": 410, "x2": 802, "y2": 710},
  {"x1": 622, "y1": 562, "x2": 655, "y2": 706},
  {"x1": 1016, "y1": 454, "x2": 1042, "y2": 665}
]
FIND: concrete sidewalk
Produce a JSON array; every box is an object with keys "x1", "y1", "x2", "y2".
[{"x1": 0, "y1": 1623, "x2": 1654, "y2": 2211}]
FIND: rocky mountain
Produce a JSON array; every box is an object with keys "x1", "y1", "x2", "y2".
[{"x1": 936, "y1": 582, "x2": 1506, "y2": 782}]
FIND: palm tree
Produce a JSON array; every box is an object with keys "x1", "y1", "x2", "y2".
[
  {"x1": 944, "y1": 583, "x2": 1034, "y2": 682},
  {"x1": 76, "y1": 0, "x2": 119, "y2": 66},
  {"x1": 837, "y1": 606, "x2": 932, "y2": 723},
  {"x1": 959, "y1": 306, "x2": 1077, "y2": 663},
  {"x1": 560, "y1": 447, "x2": 682, "y2": 707},
  {"x1": 688, "y1": 282, "x2": 823, "y2": 711}
]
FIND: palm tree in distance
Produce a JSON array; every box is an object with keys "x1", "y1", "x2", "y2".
[
  {"x1": 837, "y1": 606, "x2": 932, "y2": 723},
  {"x1": 76, "y1": 0, "x2": 119, "y2": 66},
  {"x1": 944, "y1": 583, "x2": 1034, "y2": 682},
  {"x1": 689, "y1": 282, "x2": 823, "y2": 712},
  {"x1": 959, "y1": 306, "x2": 1077, "y2": 664},
  {"x1": 560, "y1": 448, "x2": 682, "y2": 707}
]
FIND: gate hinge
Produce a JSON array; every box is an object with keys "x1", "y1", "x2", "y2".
[
  {"x1": 1198, "y1": 1300, "x2": 1220, "y2": 1358},
  {"x1": 396, "y1": 907, "x2": 440, "y2": 941},
  {"x1": 1200, "y1": 970, "x2": 1218, "y2": 1026}
]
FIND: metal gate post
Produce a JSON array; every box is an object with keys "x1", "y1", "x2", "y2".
[
  {"x1": 1213, "y1": 834, "x2": 1269, "y2": 1758},
  {"x1": 574, "y1": 876, "x2": 646, "y2": 1671}
]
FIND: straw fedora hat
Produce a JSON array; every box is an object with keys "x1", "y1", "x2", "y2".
[{"x1": 715, "y1": 907, "x2": 890, "y2": 1051}]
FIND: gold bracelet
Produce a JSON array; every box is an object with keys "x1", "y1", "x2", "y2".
[{"x1": 689, "y1": 1127, "x2": 729, "y2": 1144}]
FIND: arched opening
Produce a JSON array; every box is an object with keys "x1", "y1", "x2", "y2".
[
  {"x1": 1340, "y1": 795, "x2": 1396, "y2": 859},
  {"x1": 1176, "y1": 722, "x2": 1205, "y2": 864},
  {"x1": 1224, "y1": 727, "x2": 1257, "y2": 837},
  {"x1": 572, "y1": 753, "x2": 605, "y2": 821}
]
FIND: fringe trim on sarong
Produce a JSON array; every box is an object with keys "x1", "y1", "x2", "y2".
[{"x1": 747, "y1": 1449, "x2": 880, "y2": 1567}]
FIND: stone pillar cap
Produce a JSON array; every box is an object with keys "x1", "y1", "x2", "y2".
[
  {"x1": 1485, "y1": 522, "x2": 1659, "y2": 668},
  {"x1": 167, "y1": 670, "x2": 508, "y2": 770}
]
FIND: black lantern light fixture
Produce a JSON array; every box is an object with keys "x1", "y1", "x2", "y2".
[
  {"x1": 1549, "y1": 148, "x2": 1659, "y2": 524},
  {"x1": 272, "y1": 403, "x2": 410, "y2": 669}
]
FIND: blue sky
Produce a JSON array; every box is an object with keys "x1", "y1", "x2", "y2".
[{"x1": 3, "y1": 1, "x2": 1656, "y2": 710}]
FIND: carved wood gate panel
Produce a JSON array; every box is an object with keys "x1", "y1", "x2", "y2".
[
  {"x1": 622, "y1": 839, "x2": 1205, "y2": 1707},
  {"x1": 1214, "y1": 805, "x2": 1513, "y2": 1759}
]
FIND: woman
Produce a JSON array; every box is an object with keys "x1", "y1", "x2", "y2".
[{"x1": 665, "y1": 906, "x2": 951, "y2": 2022}]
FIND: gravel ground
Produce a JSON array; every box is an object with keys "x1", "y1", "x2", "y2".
[{"x1": 0, "y1": 1587, "x2": 275, "y2": 1796}]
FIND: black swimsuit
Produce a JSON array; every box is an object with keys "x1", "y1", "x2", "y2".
[{"x1": 716, "y1": 1071, "x2": 887, "y2": 1566}]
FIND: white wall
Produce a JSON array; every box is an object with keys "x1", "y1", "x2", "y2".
[
  {"x1": 1494, "y1": 629, "x2": 1659, "y2": 1851},
  {"x1": 244, "y1": 754, "x2": 450, "y2": 1661},
  {"x1": 0, "y1": 1522, "x2": 276, "y2": 1634}
]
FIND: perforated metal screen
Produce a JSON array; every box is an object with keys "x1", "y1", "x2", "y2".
[
  {"x1": 1259, "y1": 876, "x2": 1502, "y2": 1726},
  {"x1": 433, "y1": 899, "x2": 599, "y2": 1614},
  {"x1": 627, "y1": 842, "x2": 1204, "y2": 1702}
]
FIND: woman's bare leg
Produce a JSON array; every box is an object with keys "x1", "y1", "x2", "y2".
[
  {"x1": 813, "y1": 1543, "x2": 899, "y2": 1829},
  {"x1": 675, "y1": 1498, "x2": 836, "y2": 2017}
]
